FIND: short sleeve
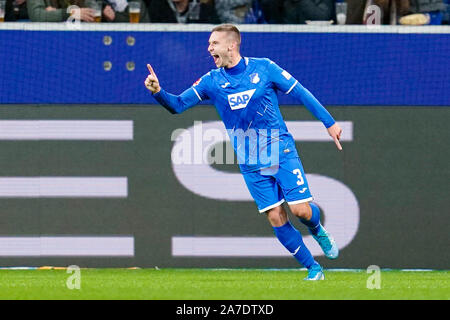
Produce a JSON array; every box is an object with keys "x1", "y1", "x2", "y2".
[{"x1": 267, "y1": 60, "x2": 299, "y2": 95}]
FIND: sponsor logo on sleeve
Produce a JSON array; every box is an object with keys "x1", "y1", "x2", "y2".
[{"x1": 193, "y1": 78, "x2": 202, "y2": 86}]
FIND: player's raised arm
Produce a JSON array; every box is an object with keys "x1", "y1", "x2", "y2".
[{"x1": 144, "y1": 64, "x2": 209, "y2": 115}]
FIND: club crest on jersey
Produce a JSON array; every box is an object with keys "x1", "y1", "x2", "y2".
[
  {"x1": 249, "y1": 73, "x2": 260, "y2": 84},
  {"x1": 228, "y1": 89, "x2": 256, "y2": 110}
]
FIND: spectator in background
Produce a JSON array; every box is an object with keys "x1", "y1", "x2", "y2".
[
  {"x1": 259, "y1": 0, "x2": 335, "y2": 24},
  {"x1": 365, "y1": 0, "x2": 410, "y2": 24},
  {"x1": 215, "y1": 0, "x2": 266, "y2": 23},
  {"x1": 215, "y1": 0, "x2": 252, "y2": 23},
  {"x1": 102, "y1": 0, "x2": 150, "y2": 22},
  {"x1": 4, "y1": 0, "x2": 29, "y2": 21},
  {"x1": 27, "y1": 0, "x2": 96, "y2": 21},
  {"x1": 409, "y1": 0, "x2": 444, "y2": 13},
  {"x1": 346, "y1": 0, "x2": 367, "y2": 24},
  {"x1": 142, "y1": 0, "x2": 152, "y2": 21},
  {"x1": 377, "y1": 0, "x2": 410, "y2": 22},
  {"x1": 260, "y1": 0, "x2": 284, "y2": 23},
  {"x1": 150, "y1": 0, "x2": 219, "y2": 23},
  {"x1": 260, "y1": 0, "x2": 336, "y2": 24},
  {"x1": 402, "y1": 0, "x2": 445, "y2": 24},
  {"x1": 283, "y1": 0, "x2": 335, "y2": 23},
  {"x1": 347, "y1": 0, "x2": 443, "y2": 25},
  {"x1": 443, "y1": 0, "x2": 450, "y2": 24}
]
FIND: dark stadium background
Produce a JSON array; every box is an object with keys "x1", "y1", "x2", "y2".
[{"x1": 0, "y1": 24, "x2": 448, "y2": 269}]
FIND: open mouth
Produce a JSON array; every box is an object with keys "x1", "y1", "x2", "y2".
[{"x1": 212, "y1": 54, "x2": 220, "y2": 64}]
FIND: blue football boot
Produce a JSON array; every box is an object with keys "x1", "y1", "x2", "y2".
[
  {"x1": 311, "y1": 224, "x2": 339, "y2": 259},
  {"x1": 304, "y1": 263, "x2": 325, "y2": 281}
]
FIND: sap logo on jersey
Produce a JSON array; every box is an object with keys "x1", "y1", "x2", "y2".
[{"x1": 228, "y1": 89, "x2": 256, "y2": 110}]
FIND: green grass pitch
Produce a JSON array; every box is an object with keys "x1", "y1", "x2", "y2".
[{"x1": 0, "y1": 268, "x2": 448, "y2": 300}]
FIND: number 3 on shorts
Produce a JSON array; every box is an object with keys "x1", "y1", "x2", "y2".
[{"x1": 292, "y1": 169, "x2": 305, "y2": 186}]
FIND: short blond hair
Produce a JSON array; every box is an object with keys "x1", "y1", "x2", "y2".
[{"x1": 211, "y1": 24, "x2": 241, "y2": 47}]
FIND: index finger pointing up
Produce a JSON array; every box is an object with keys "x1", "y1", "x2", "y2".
[{"x1": 147, "y1": 64, "x2": 155, "y2": 75}]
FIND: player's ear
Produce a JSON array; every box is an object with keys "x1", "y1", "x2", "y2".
[{"x1": 229, "y1": 40, "x2": 236, "y2": 51}]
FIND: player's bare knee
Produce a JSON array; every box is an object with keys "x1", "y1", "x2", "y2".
[
  {"x1": 290, "y1": 202, "x2": 312, "y2": 220},
  {"x1": 266, "y1": 205, "x2": 287, "y2": 227}
]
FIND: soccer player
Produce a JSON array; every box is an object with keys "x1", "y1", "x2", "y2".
[{"x1": 145, "y1": 24, "x2": 342, "y2": 280}]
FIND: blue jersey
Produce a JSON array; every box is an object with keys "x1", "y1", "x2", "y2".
[{"x1": 153, "y1": 57, "x2": 335, "y2": 173}]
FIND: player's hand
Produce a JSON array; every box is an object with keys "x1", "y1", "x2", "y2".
[
  {"x1": 327, "y1": 123, "x2": 343, "y2": 151},
  {"x1": 144, "y1": 64, "x2": 161, "y2": 94}
]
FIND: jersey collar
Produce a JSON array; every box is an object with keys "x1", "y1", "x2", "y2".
[{"x1": 224, "y1": 58, "x2": 246, "y2": 76}]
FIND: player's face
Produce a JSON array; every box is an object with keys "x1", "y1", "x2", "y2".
[{"x1": 208, "y1": 31, "x2": 232, "y2": 68}]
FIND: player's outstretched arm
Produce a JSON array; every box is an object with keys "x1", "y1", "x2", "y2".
[{"x1": 144, "y1": 63, "x2": 203, "y2": 114}]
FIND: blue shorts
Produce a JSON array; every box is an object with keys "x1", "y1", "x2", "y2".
[{"x1": 242, "y1": 157, "x2": 313, "y2": 213}]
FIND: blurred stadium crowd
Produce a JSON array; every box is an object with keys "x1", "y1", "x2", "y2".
[{"x1": 0, "y1": 0, "x2": 448, "y2": 25}]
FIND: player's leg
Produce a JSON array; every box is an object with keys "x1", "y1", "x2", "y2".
[
  {"x1": 276, "y1": 157, "x2": 339, "y2": 260},
  {"x1": 265, "y1": 204, "x2": 321, "y2": 278},
  {"x1": 265, "y1": 202, "x2": 288, "y2": 227},
  {"x1": 242, "y1": 168, "x2": 323, "y2": 280},
  {"x1": 289, "y1": 202, "x2": 338, "y2": 260}
]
